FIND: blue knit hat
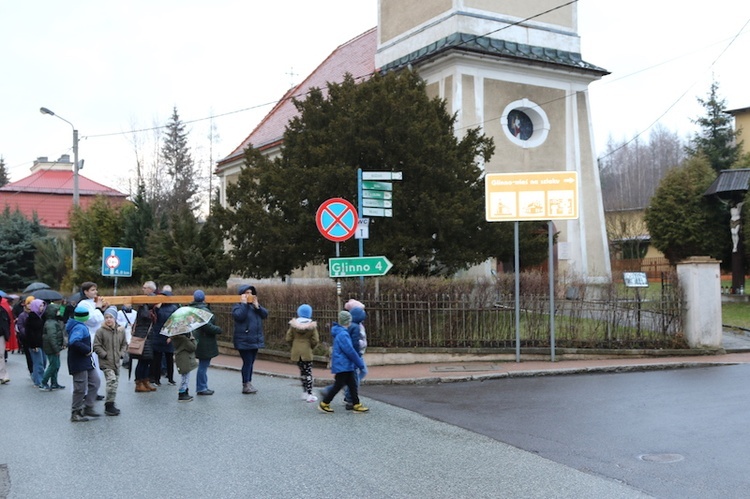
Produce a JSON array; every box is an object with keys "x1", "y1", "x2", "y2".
[
  {"x1": 74, "y1": 305, "x2": 89, "y2": 322},
  {"x1": 297, "y1": 304, "x2": 312, "y2": 319},
  {"x1": 193, "y1": 290, "x2": 206, "y2": 302}
]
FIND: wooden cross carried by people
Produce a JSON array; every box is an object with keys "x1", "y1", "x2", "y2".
[{"x1": 102, "y1": 295, "x2": 243, "y2": 306}]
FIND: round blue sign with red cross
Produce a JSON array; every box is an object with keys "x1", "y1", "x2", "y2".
[{"x1": 316, "y1": 198, "x2": 358, "y2": 242}]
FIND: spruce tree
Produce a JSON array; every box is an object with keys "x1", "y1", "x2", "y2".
[
  {"x1": 686, "y1": 81, "x2": 742, "y2": 173},
  {"x1": 160, "y1": 107, "x2": 198, "y2": 216},
  {"x1": 0, "y1": 157, "x2": 9, "y2": 187}
]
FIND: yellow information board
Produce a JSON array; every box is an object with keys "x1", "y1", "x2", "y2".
[{"x1": 485, "y1": 171, "x2": 578, "y2": 221}]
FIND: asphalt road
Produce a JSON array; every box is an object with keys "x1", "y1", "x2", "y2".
[
  {"x1": 365, "y1": 364, "x2": 750, "y2": 499},
  {"x1": 0, "y1": 353, "x2": 650, "y2": 499}
]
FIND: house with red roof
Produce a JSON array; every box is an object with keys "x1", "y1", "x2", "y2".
[{"x1": 0, "y1": 154, "x2": 129, "y2": 234}]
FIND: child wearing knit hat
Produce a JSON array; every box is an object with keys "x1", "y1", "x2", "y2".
[
  {"x1": 65, "y1": 305, "x2": 102, "y2": 422},
  {"x1": 286, "y1": 304, "x2": 320, "y2": 402},
  {"x1": 318, "y1": 311, "x2": 368, "y2": 414},
  {"x1": 93, "y1": 307, "x2": 127, "y2": 416}
]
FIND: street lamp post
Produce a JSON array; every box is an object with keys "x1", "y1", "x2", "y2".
[{"x1": 40, "y1": 106, "x2": 79, "y2": 271}]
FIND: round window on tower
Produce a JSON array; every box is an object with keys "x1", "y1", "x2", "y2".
[{"x1": 501, "y1": 99, "x2": 550, "y2": 148}]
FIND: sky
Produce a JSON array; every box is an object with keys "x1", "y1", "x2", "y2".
[{"x1": 1, "y1": 1, "x2": 749, "y2": 194}]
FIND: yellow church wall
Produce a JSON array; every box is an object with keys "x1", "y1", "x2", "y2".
[
  {"x1": 465, "y1": 0, "x2": 574, "y2": 29},
  {"x1": 482, "y1": 79, "x2": 567, "y2": 172},
  {"x1": 380, "y1": 0, "x2": 452, "y2": 43}
]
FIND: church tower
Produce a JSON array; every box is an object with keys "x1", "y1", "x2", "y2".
[{"x1": 376, "y1": 1, "x2": 611, "y2": 282}]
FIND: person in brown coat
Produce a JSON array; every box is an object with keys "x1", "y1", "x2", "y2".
[{"x1": 286, "y1": 304, "x2": 319, "y2": 402}]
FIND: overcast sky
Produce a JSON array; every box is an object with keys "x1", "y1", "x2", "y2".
[{"x1": 1, "y1": 1, "x2": 748, "y2": 192}]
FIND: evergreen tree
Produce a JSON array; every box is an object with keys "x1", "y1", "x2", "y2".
[
  {"x1": 0, "y1": 157, "x2": 9, "y2": 187},
  {"x1": 34, "y1": 237, "x2": 71, "y2": 290},
  {"x1": 645, "y1": 155, "x2": 728, "y2": 264},
  {"x1": 686, "y1": 81, "x2": 742, "y2": 173},
  {"x1": 0, "y1": 207, "x2": 47, "y2": 290},
  {"x1": 160, "y1": 107, "x2": 198, "y2": 216},
  {"x1": 216, "y1": 70, "x2": 545, "y2": 277},
  {"x1": 143, "y1": 205, "x2": 230, "y2": 286},
  {"x1": 68, "y1": 196, "x2": 125, "y2": 284}
]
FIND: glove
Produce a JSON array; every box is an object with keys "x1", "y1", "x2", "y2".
[{"x1": 359, "y1": 365, "x2": 368, "y2": 378}]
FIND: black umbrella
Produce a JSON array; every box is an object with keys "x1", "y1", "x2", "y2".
[
  {"x1": 67, "y1": 291, "x2": 83, "y2": 305},
  {"x1": 32, "y1": 289, "x2": 64, "y2": 301},
  {"x1": 23, "y1": 282, "x2": 51, "y2": 294}
]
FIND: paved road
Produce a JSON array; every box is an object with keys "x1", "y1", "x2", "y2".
[
  {"x1": 365, "y1": 364, "x2": 750, "y2": 499},
  {"x1": 0, "y1": 354, "x2": 649, "y2": 499}
]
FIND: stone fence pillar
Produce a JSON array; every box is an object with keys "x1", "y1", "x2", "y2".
[{"x1": 676, "y1": 256, "x2": 723, "y2": 349}]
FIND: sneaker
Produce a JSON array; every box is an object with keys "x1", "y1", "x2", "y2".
[
  {"x1": 51, "y1": 384, "x2": 65, "y2": 390},
  {"x1": 0, "y1": 378, "x2": 10, "y2": 384},
  {"x1": 345, "y1": 403, "x2": 354, "y2": 410},
  {"x1": 246, "y1": 383, "x2": 258, "y2": 394},
  {"x1": 318, "y1": 401, "x2": 334, "y2": 413},
  {"x1": 197, "y1": 389, "x2": 214, "y2": 396},
  {"x1": 351, "y1": 403, "x2": 369, "y2": 413},
  {"x1": 301, "y1": 392, "x2": 310, "y2": 400},
  {"x1": 95, "y1": 394, "x2": 105, "y2": 401},
  {"x1": 306, "y1": 394, "x2": 318, "y2": 403},
  {"x1": 39, "y1": 384, "x2": 52, "y2": 392},
  {"x1": 178, "y1": 391, "x2": 193, "y2": 402},
  {"x1": 167, "y1": 380, "x2": 176, "y2": 386}
]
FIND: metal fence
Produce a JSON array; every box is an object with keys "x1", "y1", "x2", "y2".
[{"x1": 210, "y1": 287, "x2": 685, "y2": 351}]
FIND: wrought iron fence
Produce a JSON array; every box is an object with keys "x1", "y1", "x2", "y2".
[{"x1": 210, "y1": 285, "x2": 685, "y2": 351}]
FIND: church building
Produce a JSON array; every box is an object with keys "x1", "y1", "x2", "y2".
[{"x1": 216, "y1": 1, "x2": 611, "y2": 282}]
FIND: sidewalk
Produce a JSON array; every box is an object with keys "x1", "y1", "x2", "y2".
[{"x1": 213, "y1": 331, "x2": 750, "y2": 385}]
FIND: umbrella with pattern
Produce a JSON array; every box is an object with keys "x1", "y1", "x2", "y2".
[{"x1": 160, "y1": 306, "x2": 213, "y2": 337}]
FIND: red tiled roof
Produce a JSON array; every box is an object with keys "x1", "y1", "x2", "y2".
[
  {"x1": 218, "y1": 27, "x2": 377, "y2": 167},
  {"x1": 0, "y1": 170, "x2": 128, "y2": 197},
  {"x1": 0, "y1": 169, "x2": 128, "y2": 229}
]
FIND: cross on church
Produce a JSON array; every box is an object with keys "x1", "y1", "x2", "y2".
[{"x1": 285, "y1": 67, "x2": 299, "y2": 88}]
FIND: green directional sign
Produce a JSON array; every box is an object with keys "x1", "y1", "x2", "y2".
[
  {"x1": 362, "y1": 181, "x2": 392, "y2": 191},
  {"x1": 329, "y1": 256, "x2": 393, "y2": 277}
]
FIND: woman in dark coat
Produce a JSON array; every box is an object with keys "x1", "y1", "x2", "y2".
[
  {"x1": 231, "y1": 285, "x2": 268, "y2": 394},
  {"x1": 133, "y1": 281, "x2": 157, "y2": 393}
]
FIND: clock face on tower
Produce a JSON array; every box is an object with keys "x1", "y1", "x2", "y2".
[{"x1": 507, "y1": 110, "x2": 533, "y2": 141}]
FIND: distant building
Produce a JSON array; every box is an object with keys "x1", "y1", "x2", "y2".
[
  {"x1": 728, "y1": 106, "x2": 750, "y2": 156},
  {"x1": 0, "y1": 155, "x2": 129, "y2": 236}
]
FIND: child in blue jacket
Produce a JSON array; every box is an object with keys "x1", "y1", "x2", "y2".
[{"x1": 318, "y1": 311, "x2": 368, "y2": 413}]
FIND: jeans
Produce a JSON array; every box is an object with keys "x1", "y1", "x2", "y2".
[
  {"x1": 196, "y1": 358, "x2": 211, "y2": 392},
  {"x1": 30, "y1": 348, "x2": 44, "y2": 386},
  {"x1": 238, "y1": 349, "x2": 258, "y2": 383}
]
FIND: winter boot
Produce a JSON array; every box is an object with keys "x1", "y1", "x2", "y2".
[
  {"x1": 71, "y1": 409, "x2": 90, "y2": 423},
  {"x1": 135, "y1": 380, "x2": 150, "y2": 393},
  {"x1": 144, "y1": 379, "x2": 157, "y2": 391},
  {"x1": 105, "y1": 402, "x2": 121, "y2": 416},
  {"x1": 83, "y1": 406, "x2": 101, "y2": 417},
  {"x1": 178, "y1": 389, "x2": 193, "y2": 402},
  {"x1": 242, "y1": 382, "x2": 251, "y2": 394}
]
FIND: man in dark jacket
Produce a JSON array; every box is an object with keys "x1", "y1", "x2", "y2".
[
  {"x1": 66, "y1": 305, "x2": 101, "y2": 422},
  {"x1": 191, "y1": 290, "x2": 222, "y2": 395}
]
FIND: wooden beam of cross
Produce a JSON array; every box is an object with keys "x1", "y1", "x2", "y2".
[{"x1": 102, "y1": 295, "x2": 243, "y2": 306}]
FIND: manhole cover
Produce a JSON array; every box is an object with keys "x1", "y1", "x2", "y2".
[
  {"x1": 638, "y1": 453, "x2": 684, "y2": 463},
  {"x1": 431, "y1": 364, "x2": 499, "y2": 373}
]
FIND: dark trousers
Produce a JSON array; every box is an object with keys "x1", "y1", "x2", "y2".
[
  {"x1": 135, "y1": 358, "x2": 150, "y2": 380},
  {"x1": 322, "y1": 371, "x2": 359, "y2": 405},
  {"x1": 238, "y1": 349, "x2": 258, "y2": 383},
  {"x1": 150, "y1": 350, "x2": 174, "y2": 382}
]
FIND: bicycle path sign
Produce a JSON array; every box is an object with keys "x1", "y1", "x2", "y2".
[{"x1": 316, "y1": 198, "x2": 358, "y2": 242}]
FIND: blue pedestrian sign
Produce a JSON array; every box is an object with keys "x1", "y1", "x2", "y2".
[{"x1": 101, "y1": 247, "x2": 134, "y2": 277}]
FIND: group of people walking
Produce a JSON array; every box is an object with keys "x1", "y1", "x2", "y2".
[{"x1": 1, "y1": 280, "x2": 372, "y2": 422}]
